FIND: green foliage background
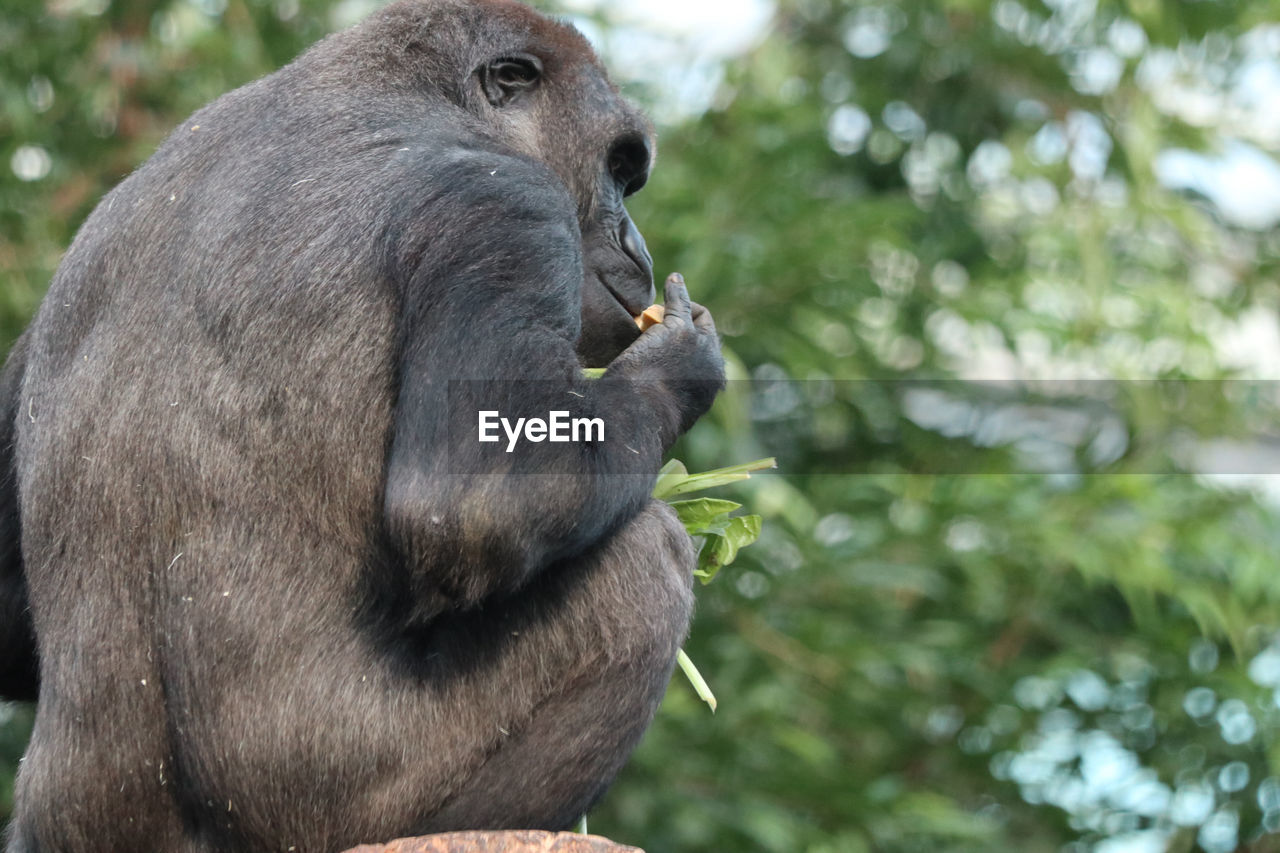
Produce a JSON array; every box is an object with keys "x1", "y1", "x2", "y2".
[{"x1": 4, "y1": 0, "x2": 1280, "y2": 850}]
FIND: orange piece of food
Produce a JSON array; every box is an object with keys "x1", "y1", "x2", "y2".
[{"x1": 635, "y1": 304, "x2": 665, "y2": 331}]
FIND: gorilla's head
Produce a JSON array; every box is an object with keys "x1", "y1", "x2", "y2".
[{"x1": 339, "y1": 0, "x2": 657, "y2": 367}]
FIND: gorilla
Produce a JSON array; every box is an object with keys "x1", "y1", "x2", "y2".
[{"x1": 0, "y1": 0, "x2": 725, "y2": 849}]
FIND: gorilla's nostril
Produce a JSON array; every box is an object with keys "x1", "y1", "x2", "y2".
[{"x1": 619, "y1": 216, "x2": 653, "y2": 277}]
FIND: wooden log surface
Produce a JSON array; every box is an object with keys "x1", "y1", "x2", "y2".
[{"x1": 343, "y1": 830, "x2": 642, "y2": 853}]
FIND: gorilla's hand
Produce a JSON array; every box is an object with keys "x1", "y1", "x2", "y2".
[{"x1": 608, "y1": 273, "x2": 726, "y2": 440}]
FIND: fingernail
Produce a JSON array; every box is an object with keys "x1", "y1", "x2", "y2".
[{"x1": 669, "y1": 272, "x2": 685, "y2": 285}]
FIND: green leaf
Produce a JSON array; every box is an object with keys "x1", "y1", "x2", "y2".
[
  {"x1": 651, "y1": 458, "x2": 690, "y2": 499},
  {"x1": 652, "y1": 456, "x2": 776, "y2": 500},
  {"x1": 579, "y1": 367, "x2": 606, "y2": 379},
  {"x1": 723, "y1": 514, "x2": 763, "y2": 553},
  {"x1": 669, "y1": 497, "x2": 743, "y2": 533},
  {"x1": 676, "y1": 648, "x2": 716, "y2": 712},
  {"x1": 696, "y1": 514, "x2": 762, "y2": 584}
]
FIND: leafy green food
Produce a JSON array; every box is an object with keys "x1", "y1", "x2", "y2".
[
  {"x1": 675, "y1": 649, "x2": 717, "y2": 712},
  {"x1": 667, "y1": 497, "x2": 765, "y2": 584},
  {"x1": 652, "y1": 457, "x2": 776, "y2": 500},
  {"x1": 654, "y1": 457, "x2": 774, "y2": 708},
  {"x1": 695, "y1": 515, "x2": 764, "y2": 585}
]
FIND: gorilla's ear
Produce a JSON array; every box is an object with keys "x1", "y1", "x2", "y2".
[{"x1": 479, "y1": 55, "x2": 543, "y2": 106}]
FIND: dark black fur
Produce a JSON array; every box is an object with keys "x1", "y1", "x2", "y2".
[{"x1": 0, "y1": 1, "x2": 724, "y2": 849}]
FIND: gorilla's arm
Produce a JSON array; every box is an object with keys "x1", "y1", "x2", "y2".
[
  {"x1": 0, "y1": 333, "x2": 38, "y2": 701},
  {"x1": 382, "y1": 151, "x2": 715, "y2": 610}
]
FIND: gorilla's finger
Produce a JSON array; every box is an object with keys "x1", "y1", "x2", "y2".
[
  {"x1": 662, "y1": 273, "x2": 692, "y2": 322},
  {"x1": 690, "y1": 301, "x2": 716, "y2": 334}
]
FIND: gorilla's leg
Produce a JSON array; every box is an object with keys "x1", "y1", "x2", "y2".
[
  {"x1": 415, "y1": 498, "x2": 695, "y2": 833},
  {"x1": 5, "y1": 499, "x2": 693, "y2": 853}
]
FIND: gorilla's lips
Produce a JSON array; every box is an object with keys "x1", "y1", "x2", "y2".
[
  {"x1": 601, "y1": 275, "x2": 652, "y2": 320},
  {"x1": 577, "y1": 212, "x2": 653, "y2": 365},
  {"x1": 577, "y1": 273, "x2": 646, "y2": 366},
  {"x1": 593, "y1": 213, "x2": 654, "y2": 323}
]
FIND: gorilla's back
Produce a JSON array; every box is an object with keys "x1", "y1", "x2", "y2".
[{"x1": 10, "y1": 37, "x2": 414, "y2": 851}]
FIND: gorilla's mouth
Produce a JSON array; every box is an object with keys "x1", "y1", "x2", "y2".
[
  {"x1": 599, "y1": 215, "x2": 656, "y2": 321},
  {"x1": 581, "y1": 216, "x2": 654, "y2": 331},
  {"x1": 600, "y1": 273, "x2": 652, "y2": 321}
]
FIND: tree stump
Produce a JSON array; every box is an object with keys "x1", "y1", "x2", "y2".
[{"x1": 342, "y1": 830, "x2": 642, "y2": 853}]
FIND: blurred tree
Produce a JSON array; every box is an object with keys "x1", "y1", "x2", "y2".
[
  {"x1": 592, "y1": 2, "x2": 1280, "y2": 851},
  {"x1": 4, "y1": 0, "x2": 1280, "y2": 851}
]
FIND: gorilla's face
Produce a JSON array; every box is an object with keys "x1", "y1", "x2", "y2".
[
  {"x1": 468, "y1": 30, "x2": 657, "y2": 368},
  {"x1": 575, "y1": 134, "x2": 654, "y2": 368}
]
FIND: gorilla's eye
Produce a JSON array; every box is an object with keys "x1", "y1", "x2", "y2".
[
  {"x1": 608, "y1": 136, "x2": 651, "y2": 197},
  {"x1": 480, "y1": 55, "x2": 543, "y2": 107}
]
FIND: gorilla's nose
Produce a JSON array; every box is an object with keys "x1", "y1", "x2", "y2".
[{"x1": 620, "y1": 216, "x2": 653, "y2": 281}]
